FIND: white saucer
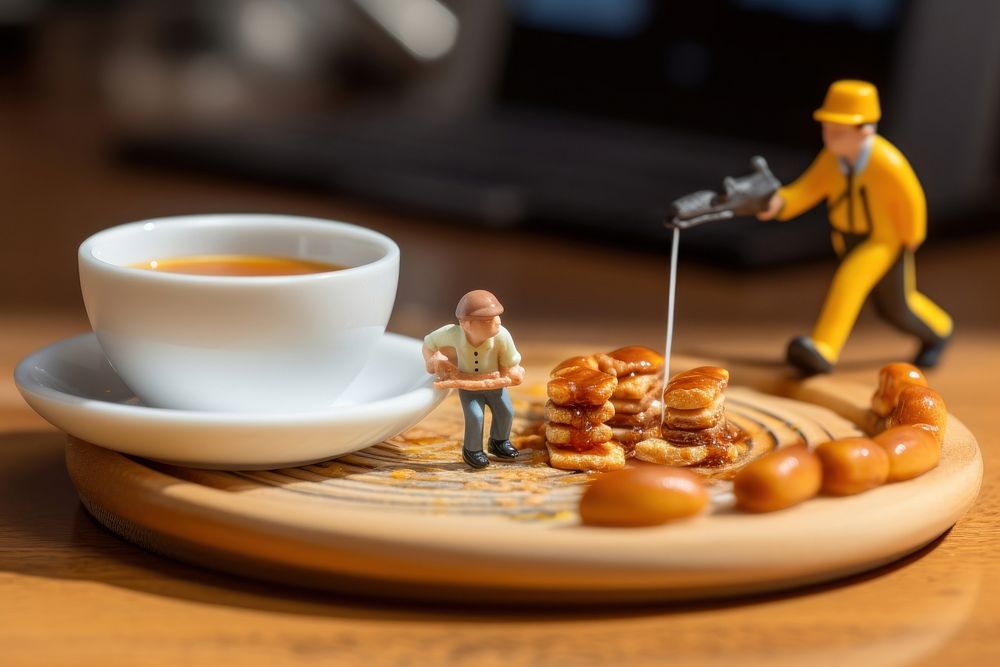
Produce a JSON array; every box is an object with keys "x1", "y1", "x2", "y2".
[{"x1": 15, "y1": 333, "x2": 448, "y2": 469}]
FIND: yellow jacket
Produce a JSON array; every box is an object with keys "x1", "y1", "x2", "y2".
[{"x1": 777, "y1": 135, "x2": 926, "y2": 248}]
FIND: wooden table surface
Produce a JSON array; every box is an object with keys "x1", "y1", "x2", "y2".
[{"x1": 2, "y1": 100, "x2": 999, "y2": 666}]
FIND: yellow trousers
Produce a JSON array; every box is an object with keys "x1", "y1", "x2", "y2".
[{"x1": 812, "y1": 235, "x2": 953, "y2": 362}]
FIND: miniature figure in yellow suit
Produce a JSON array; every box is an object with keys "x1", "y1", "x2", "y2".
[{"x1": 760, "y1": 80, "x2": 953, "y2": 373}]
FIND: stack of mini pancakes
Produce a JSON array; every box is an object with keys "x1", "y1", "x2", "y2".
[
  {"x1": 544, "y1": 352, "x2": 746, "y2": 471},
  {"x1": 545, "y1": 359, "x2": 624, "y2": 471},
  {"x1": 595, "y1": 346, "x2": 664, "y2": 456},
  {"x1": 635, "y1": 366, "x2": 742, "y2": 467},
  {"x1": 544, "y1": 346, "x2": 665, "y2": 471}
]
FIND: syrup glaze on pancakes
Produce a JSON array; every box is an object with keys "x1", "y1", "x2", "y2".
[
  {"x1": 660, "y1": 366, "x2": 746, "y2": 466},
  {"x1": 596, "y1": 346, "x2": 665, "y2": 377},
  {"x1": 548, "y1": 366, "x2": 617, "y2": 406},
  {"x1": 545, "y1": 363, "x2": 625, "y2": 470}
]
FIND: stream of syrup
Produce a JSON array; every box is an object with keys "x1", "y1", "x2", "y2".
[{"x1": 661, "y1": 226, "x2": 680, "y2": 428}]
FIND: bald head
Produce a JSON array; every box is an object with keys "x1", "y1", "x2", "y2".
[{"x1": 456, "y1": 290, "x2": 504, "y2": 320}]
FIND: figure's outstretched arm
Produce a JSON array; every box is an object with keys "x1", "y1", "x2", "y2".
[{"x1": 760, "y1": 150, "x2": 835, "y2": 221}]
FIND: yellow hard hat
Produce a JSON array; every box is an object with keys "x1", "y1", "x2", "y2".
[{"x1": 813, "y1": 80, "x2": 881, "y2": 125}]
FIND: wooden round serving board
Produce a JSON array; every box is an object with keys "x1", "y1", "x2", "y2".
[{"x1": 65, "y1": 357, "x2": 983, "y2": 604}]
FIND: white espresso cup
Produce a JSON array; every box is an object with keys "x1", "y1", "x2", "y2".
[{"x1": 79, "y1": 214, "x2": 399, "y2": 412}]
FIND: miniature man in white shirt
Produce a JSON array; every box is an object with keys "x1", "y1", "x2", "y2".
[{"x1": 423, "y1": 290, "x2": 524, "y2": 469}]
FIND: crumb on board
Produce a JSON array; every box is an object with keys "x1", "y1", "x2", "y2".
[
  {"x1": 523, "y1": 494, "x2": 547, "y2": 507},
  {"x1": 515, "y1": 383, "x2": 549, "y2": 399},
  {"x1": 405, "y1": 436, "x2": 448, "y2": 446},
  {"x1": 309, "y1": 462, "x2": 351, "y2": 476},
  {"x1": 513, "y1": 434, "x2": 545, "y2": 450},
  {"x1": 531, "y1": 450, "x2": 550, "y2": 465}
]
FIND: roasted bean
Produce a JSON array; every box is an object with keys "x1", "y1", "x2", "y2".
[
  {"x1": 579, "y1": 466, "x2": 708, "y2": 527},
  {"x1": 873, "y1": 425, "x2": 941, "y2": 481},
  {"x1": 815, "y1": 437, "x2": 890, "y2": 495},
  {"x1": 733, "y1": 445, "x2": 822, "y2": 513}
]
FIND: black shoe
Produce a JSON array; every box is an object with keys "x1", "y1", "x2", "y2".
[
  {"x1": 914, "y1": 338, "x2": 949, "y2": 368},
  {"x1": 786, "y1": 336, "x2": 833, "y2": 375},
  {"x1": 488, "y1": 438, "x2": 519, "y2": 460},
  {"x1": 463, "y1": 449, "x2": 490, "y2": 469}
]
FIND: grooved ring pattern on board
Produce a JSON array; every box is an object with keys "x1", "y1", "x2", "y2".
[{"x1": 143, "y1": 386, "x2": 863, "y2": 521}]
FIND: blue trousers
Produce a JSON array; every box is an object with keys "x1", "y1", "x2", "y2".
[{"x1": 458, "y1": 388, "x2": 514, "y2": 453}]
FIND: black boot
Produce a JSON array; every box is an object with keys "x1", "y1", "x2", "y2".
[
  {"x1": 463, "y1": 449, "x2": 489, "y2": 469},
  {"x1": 914, "y1": 337, "x2": 949, "y2": 368},
  {"x1": 786, "y1": 336, "x2": 833, "y2": 375},
  {"x1": 488, "y1": 438, "x2": 519, "y2": 460}
]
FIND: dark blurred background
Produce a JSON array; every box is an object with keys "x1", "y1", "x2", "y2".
[{"x1": 2, "y1": 0, "x2": 999, "y2": 308}]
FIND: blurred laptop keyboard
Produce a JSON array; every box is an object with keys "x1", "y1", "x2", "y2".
[{"x1": 121, "y1": 108, "x2": 831, "y2": 266}]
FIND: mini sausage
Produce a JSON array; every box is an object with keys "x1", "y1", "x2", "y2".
[
  {"x1": 871, "y1": 363, "x2": 928, "y2": 418},
  {"x1": 815, "y1": 437, "x2": 890, "y2": 496},
  {"x1": 579, "y1": 466, "x2": 708, "y2": 527},
  {"x1": 873, "y1": 425, "x2": 941, "y2": 482},
  {"x1": 887, "y1": 385, "x2": 947, "y2": 444},
  {"x1": 733, "y1": 445, "x2": 822, "y2": 513}
]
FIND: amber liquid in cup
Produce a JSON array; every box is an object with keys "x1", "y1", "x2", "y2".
[{"x1": 131, "y1": 254, "x2": 346, "y2": 276}]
